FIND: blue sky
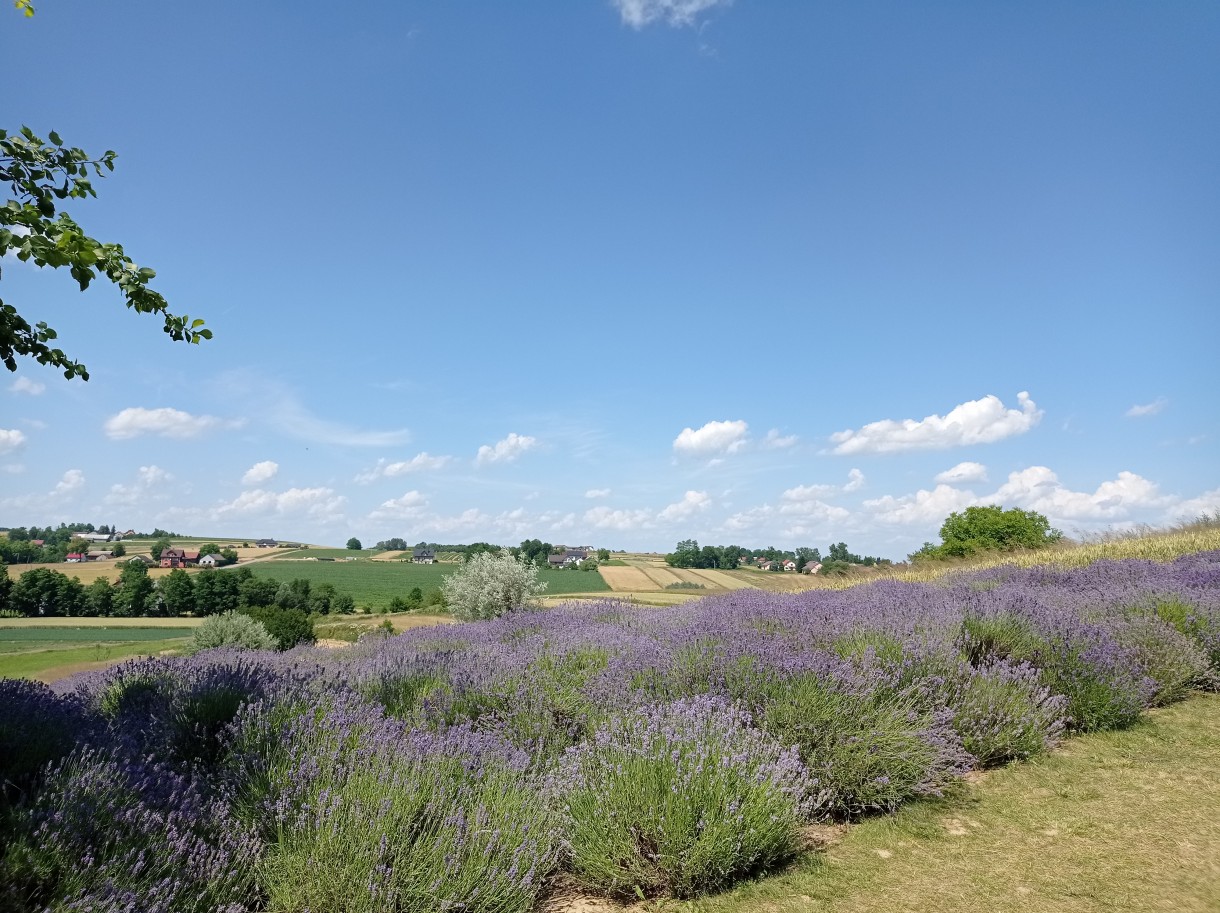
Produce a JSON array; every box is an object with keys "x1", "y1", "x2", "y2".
[{"x1": 2, "y1": 0, "x2": 1218, "y2": 558}]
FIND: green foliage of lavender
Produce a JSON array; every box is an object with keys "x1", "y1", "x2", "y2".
[
  {"x1": 0, "y1": 550, "x2": 1217, "y2": 909},
  {"x1": 551, "y1": 696, "x2": 819, "y2": 899}
]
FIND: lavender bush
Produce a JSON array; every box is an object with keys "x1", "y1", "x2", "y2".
[
  {"x1": 231, "y1": 693, "x2": 558, "y2": 913},
  {"x1": 0, "y1": 746, "x2": 259, "y2": 913},
  {"x1": 0, "y1": 678, "x2": 97, "y2": 807},
  {"x1": 551, "y1": 696, "x2": 819, "y2": 899}
]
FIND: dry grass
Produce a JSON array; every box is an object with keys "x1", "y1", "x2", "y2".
[{"x1": 682, "y1": 569, "x2": 757, "y2": 590}]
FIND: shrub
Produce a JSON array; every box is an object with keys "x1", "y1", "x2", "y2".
[
  {"x1": 940, "y1": 660, "x2": 1067, "y2": 765},
  {"x1": 442, "y1": 550, "x2": 545, "y2": 621},
  {"x1": 186, "y1": 610, "x2": 278, "y2": 654},
  {"x1": 0, "y1": 679, "x2": 96, "y2": 808},
  {"x1": 552, "y1": 696, "x2": 817, "y2": 899},
  {"x1": 1036, "y1": 639, "x2": 1155, "y2": 732},
  {"x1": 762, "y1": 672, "x2": 971, "y2": 819},
  {"x1": 238, "y1": 604, "x2": 314, "y2": 649},
  {"x1": 234, "y1": 696, "x2": 557, "y2": 913},
  {"x1": 0, "y1": 746, "x2": 260, "y2": 913},
  {"x1": 959, "y1": 611, "x2": 1047, "y2": 666},
  {"x1": 1112, "y1": 615, "x2": 1213, "y2": 705}
]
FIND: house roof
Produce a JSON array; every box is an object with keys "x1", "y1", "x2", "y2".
[{"x1": 413, "y1": 548, "x2": 435, "y2": 558}]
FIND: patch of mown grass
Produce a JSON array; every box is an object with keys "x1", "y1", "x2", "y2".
[
  {"x1": 0, "y1": 640, "x2": 187, "y2": 680},
  {"x1": 662, "y1": 693, "x2": 1220, "y2": 913}
]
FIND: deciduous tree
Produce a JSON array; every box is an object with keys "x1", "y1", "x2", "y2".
[{"x1": 1, "y1": 127, "x2": 210, "y2": 379}]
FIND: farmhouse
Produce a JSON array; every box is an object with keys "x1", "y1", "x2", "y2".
[
  {"x1": 255, "y1": 538, "x2": 279, "y2": 548},
  {"x1": 87, "y1": 551, "x2": 114, "y2": 562},
  {"x1": 198, "y1": 553, "x2": 231, "y2": 567},
  {"x1": 126, "y1": 555, "x2": 156, "y2": 566},
  {"x1": 412, "y1": 548, "x2": 436, "y2": 564},
  {"x1": 804, "y1": 562, "x2": 822, "y2": 575},
  {"x1": 782, "y1": 559, "x2": 798, "y2": 572},
  {"x1": 160, "y1": 548, "x2": 200, "y2": 569},
  {"x1": 65, "y1": 553, "x2": 84, "y2": 563}
]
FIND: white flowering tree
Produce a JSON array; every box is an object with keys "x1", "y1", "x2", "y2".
[{"x1": 441, "y1": 550, "x2": 547, "y2": 621}]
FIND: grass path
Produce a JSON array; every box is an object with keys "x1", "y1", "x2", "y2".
[{"x1": 582, "y1": 694, "x2": 1220, "y2": 913}]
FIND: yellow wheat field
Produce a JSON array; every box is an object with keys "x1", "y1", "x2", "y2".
[{"x1": 597, "y1": 566, "x2": 657, "y2": 591}]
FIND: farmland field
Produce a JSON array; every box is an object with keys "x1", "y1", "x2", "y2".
[
  {"x1": 0, "y1": 622, "x2": 194, "y2": 680},
  {"x1": 244, "y1": 560, "x2": 609, "y2": 610}
]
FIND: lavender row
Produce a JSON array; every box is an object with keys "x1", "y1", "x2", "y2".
[{"x1": 1, "y1": 550, "x2": 1216, "y2": 909}]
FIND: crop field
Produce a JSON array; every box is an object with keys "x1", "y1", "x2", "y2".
[
  {"x1": 598, "y1": 565, "x2": 659, "y2": 591},
  {"x1": 243, "y1": 560, "x2": 609, "y2": 610},
  {"x1": 276, "y1": 548, "x2": 384, "y2": 560},
  {"x1": 3, "y1": 561, "x2": 177, "y2": 584},
  {"x1": 0, "y1": 622, "x2": 194, "y2": 681}
]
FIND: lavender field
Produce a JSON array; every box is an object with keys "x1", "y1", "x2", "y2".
[{"x1": 2, "y1": 551, "x2": 1219, "y2": 912}]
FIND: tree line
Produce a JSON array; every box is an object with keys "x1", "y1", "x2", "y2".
[{"x1": 664, "y1": 540, "x2": 890, "y2": 574}]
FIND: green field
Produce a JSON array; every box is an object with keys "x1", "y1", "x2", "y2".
[
  {"x1": 246, "y1": 560, "x2": 609, "y2": 610},
  {"x1": 0, "y1": 626, "x2": 191, "y2": 653},
  {"x1": 276, "y1": 548, "x2": 386, "y2": 559}
]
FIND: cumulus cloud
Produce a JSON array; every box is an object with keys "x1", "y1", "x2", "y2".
[
  {"x1": 9, "y1": 377, "x2": 44, "y2": 395},
  {"x1": 105, "y1": 465, "x2": 174, "y2": 507},
  {"x1": 614, "y1": 0, "x2": 731, "y2": 29},
  {"x1": 864, "y1": 484, "x2": 979, "y2": 526},
  {"x1": 584, "y1": 505, "x2": 654, "y2": 531},
  {"x1": 242, "y1": 460, "x2": 279, "y2": 486},
  {"x1": 215, "y1": 486, "x2": 346, "y2": 521},
  {"x1": 830, "y1": 392, "x2": 1042, "y2": 455},
  {"x1": 356, "y1": 453, "x2": 451, "y2": 483},
  {"x1": 657, "y1": 490, "x2": 711, "y2": 522},
  {"x1": 0, "y1": 428, "x2": 27, "y2": 454},
  {"x1": 991, "y1": 467, "x2": 1172, "y2": 520},
  {"x1": 1170, "y1": 487, "x2": 1220, "y2": 522},
  {"x1": 1126, "y1": 398, "x2": 1168, "y2": 418},
  {"x1": 673, "y1": 420, "x2": 749, "y2": 456},
  {"x1": 53, "y1": 469, "x2": 86, "y2": 496},
  {"x1": 782, "y1": 483, "x2": 838, "y2": 502},
  {"x1": 844, "y1": 468, "x2": 866, "y2": 492},
  {"x1": 369, "y1": 490, "x2": 429, "y2": 520},
  {"x1": 476, "y1": 433, "x2": 538, "y2": 467},
  {"x1": 585, "y1": 488, "x2": 612, "y2": 499},
  {"x1": 103, "y1": 407, "x2": 234, "y2": 440},
  {"x1": 762, "y1": 429, "x2": 798, "y2": 449},
  {"x1": 935, "y1": 461, "x2": 988, "y2": 485}
]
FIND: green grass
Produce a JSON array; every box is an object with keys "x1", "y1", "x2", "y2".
[
  {"x1": 0, "y1": 639, "x2": 187, "y2": 680},
  {"x1": 0, "y1": 627, "x2": 191, "y2": 653},
  {"x1": 246, "y1": 561, "x2": 609, "y2": 611},
  {"x1": 277, "y1": 548, "x2": 388, "y2": 559},
  {"x1": 537, "y1": 568, "x2": 612, "y2": 595},
  {"x1": 651, "y1": 693, "x2": 1220, "y2": 913}
]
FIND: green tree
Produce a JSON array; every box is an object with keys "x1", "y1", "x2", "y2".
[
  {"x1": 149, "y1": 537, "x2": 172, "y2": 562},
  {"x1": 197, "y1": 543, "x2": 222, "y2": 557},
  {"x1": 157, "y1": 568, "x2": 195, "y2": 616},
  {"x1": 239, "y1": 605, "x2": 314, "y2": 650},
  {"x1": 1, "y1": 127, "x2": 210, "y2": 379},
  {"x1": 345, "y1": 537, "x2": 362, "y2": 551},
  {"x1": 911, "y1": 505, "x2": 1063, "y2": 561},
  {"x1": 113, "y1": 561, "x2": 153, "y2": 617},
  {"x1": 110, "y1": 542, "x2": 126, "y2": 557},
  {"x1": 82, "y1": 576, "x2": 113, "y2": 616}
]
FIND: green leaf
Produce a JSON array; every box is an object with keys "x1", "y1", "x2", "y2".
[{"x1": 48, "y1": 130, "x2": 62, "y2": 146}]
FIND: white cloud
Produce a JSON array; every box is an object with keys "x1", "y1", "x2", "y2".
[
  {"x1": 673, "y1": 419, "x2": 749, "y2": 456},
  {"x1": 0, "y1": 428, "x2": 27, "y2": 454},
  {"x1": 215, "y1": 486, "x2": 346, "y2": 521},
  {"x1": 2, "y1": 463, "x2": 24, "y2": 474},
  {"x1": 1170, "y1": 487, "x2": 1220, "y2": 521},
  {"x1": 782, "y1": 482, "x2": 838, "y2": 502},
  {"x1": 584, "y1": 505, "x2": 654, "y2": 531},
  {"x1": 864, "y1": 484, "x2": 979, "y2": 526},
  {"x1": 614, "y1": 0, "x2": 731, "y2": 29},
  {"x1": 105, "y1": 465, "x2": 174, "y2": 507},
  {"x1": 935, "y1": 461, "x2": 988, "y2": 484},
  {"x1": 762, "y1": 429, "x2": 798, "y2": 449},
  {"x1": 242, "y1": 460, "x2": 280, "y2": 486},
  {"x1": 356, "y1": 452, "x2": 453, "y2": 482},
  {"x1": 830, "y1": 392, "x2": 1042, "y2": 455},
  {"x1": 476, "y1": 433, "x2": 538, "y2": 467},
  {"x1": 658, "y1": 490, "x2": 711, "y2": 522},
  {"x1": 585, "y1": 488, "x2": 612, "y2": 499},
  {"x1": 844, "y1": 468, "x2": 866, "y2": 492},
  {"x1": 991, "y1": 467, "x2": 1172, "y2": 520},
  {"x1": 103, "y1": 407, "x2": 233, "y2": 440},
  {"x1": 1126, "y1": 398, "x2": 1168, "y2": 418},
  {"x1": 9, "y1": 377, "x2": 44, "y2": 395},
  {"x1": 53, "y1": 469, "x2": 85, "y2": 496},
  {"x1": 369, "y1": 490, "x2": 429, "y2": 520}
]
